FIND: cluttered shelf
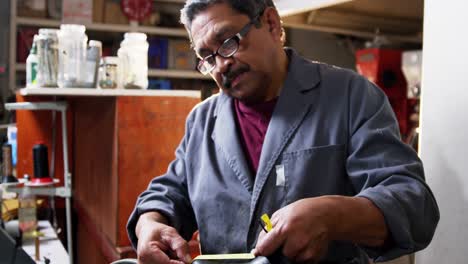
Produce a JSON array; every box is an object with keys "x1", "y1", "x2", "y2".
[
  {"x1": 10, "y1": 0, "x2": 210, "y2": 92},
  {"x1": 15, "y1": 63, "x2": 211, "y2": 80},
  {"x1": 18, "y1": 87, "x2": 201, "y2": 98},
  {"x1": 15, "y1": 17, "x2": 188, "y2": 37}
]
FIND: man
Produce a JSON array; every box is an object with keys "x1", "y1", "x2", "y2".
[{"x1": 127, "y1": 0, "x2": 440, "y2": 263}]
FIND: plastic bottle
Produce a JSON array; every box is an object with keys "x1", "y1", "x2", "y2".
[
  {"x1": 57, "y1": 24, "x2": 88, "y2": 88},
  {"x1": 82, "y1": 40, "x2": 102, "y2": 88},
  {"x1": 118, "y1": 32, "x2": 149, "y2": 89},
  {"x1": 18, "y1": 175, "x2": 37, "y2": 237},
  {"x1": 26, "y1": 35, "x2": 39, "y2": 88}
]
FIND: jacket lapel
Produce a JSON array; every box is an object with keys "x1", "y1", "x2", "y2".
[
  {"x1": 250, "y1": 49, "x2": 322, "y2": 217},
  {"x1": 211, "y1": 92, "x2": 255, "y2": 193}
]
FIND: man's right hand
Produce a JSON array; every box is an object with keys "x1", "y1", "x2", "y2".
[{"x1": 136, "y1": 212, "x2": 192, "y2": 264}]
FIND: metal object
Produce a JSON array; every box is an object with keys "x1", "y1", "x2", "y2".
[{"x1": 4, "y1": 101, "x2": 73, "y2": 264}]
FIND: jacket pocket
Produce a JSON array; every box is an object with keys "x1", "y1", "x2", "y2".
[{"x1": 277, "y1": 144, "x2": 349, "y2": 203}]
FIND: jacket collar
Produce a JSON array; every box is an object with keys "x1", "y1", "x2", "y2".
[
  {"x1": 249, "y1": 48, "x2": 322, "y2": 212},
  {"x1": 213, "y1": 48, "x2": 321, "y2": 117}
]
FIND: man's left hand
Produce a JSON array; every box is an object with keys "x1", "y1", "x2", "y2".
[{"x1": 252, "y1": 197, "x2": 338, "y2": 263}]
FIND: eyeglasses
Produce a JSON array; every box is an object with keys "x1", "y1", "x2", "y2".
[{"x1": 197, "y1": 16, "x2": 260, "y2": 75}]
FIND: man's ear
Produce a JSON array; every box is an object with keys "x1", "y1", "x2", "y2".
[{"x1": 263, "y1": 7, "x2": 283, "y2": 42}]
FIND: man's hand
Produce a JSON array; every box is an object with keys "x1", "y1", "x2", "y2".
[
  {"x1": 252, "y1": 197, "x2": 336, "y2": 263},
  {"x1": 136, "y1": 212, "x2": 192, "y2": 264},
  {"x1": 252, "y1": 196, "x2": 388, "y2": 263}
]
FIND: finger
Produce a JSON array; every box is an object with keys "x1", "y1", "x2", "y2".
[
  {"x1": 253, "y1": 226, "x2": 286, "y2": 256},
  {"x1": 270, "y1": 211, "x2": 282, "y2": 225},
  {"x1": 258, "y1": 229, "x2": 267, "y2": 241},
  {"x1": 251, "y1": 229, "x2": 267, "y2": 255},
  {"x1": 138, "y1": 241, "x2": 172, "y2": 264},
  {"x1": 162, "y1": 229, "x2": 192, "y2": 263},
  {"x1": 271, "y1": 206, "x2": 287, "y2": 226}
]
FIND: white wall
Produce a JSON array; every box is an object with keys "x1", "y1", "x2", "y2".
[
  {"x1": 287, "y1": 28, "x2": 356, "y2": 70},
  {"x1": 416, "y1": 0, "x2": 468, "y2": 263}
]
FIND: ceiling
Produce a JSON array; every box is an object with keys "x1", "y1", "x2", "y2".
[{"x1": 274, "y1": 0, "x2": 424, "y2": 43}]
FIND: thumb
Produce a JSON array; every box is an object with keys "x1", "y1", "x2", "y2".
[
  {"x1": 166, "y1": 233, "x2": 192, "y2": 263},
  {"x1": 253, "y1": 227, "x2": 285, "y2": 257}
]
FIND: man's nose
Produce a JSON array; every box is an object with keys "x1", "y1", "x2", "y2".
[{"x1": 214, "y1": 55, "x2": 234, "y2": 74}]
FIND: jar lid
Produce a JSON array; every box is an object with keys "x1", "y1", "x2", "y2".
[
  {"x1": 89, "y1": 40, "x2": 102, "y2": 48},
  {"x1": 123, "y1": 32, "x2": 147, "y2": 41},
  {"x1": 101, "y1": 56, "x2": 119, "y2": 66},
  {"x1": 38, "y1": 28, "x2": 59, "y2": 37},
  {"x1": 60, "y1": 24, "x2": 86, "y2": 34}
]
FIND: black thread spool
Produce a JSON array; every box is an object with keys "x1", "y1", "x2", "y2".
[
  {"x1": 32, "y1": 143, "x2": 51, "y2": 184},
  {"x1": 1, "y1": 143, "x2": 18, "y2": 184}
]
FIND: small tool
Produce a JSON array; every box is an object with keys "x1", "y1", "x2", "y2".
[{"x1": 259, "y1": 214, "x2": 272, "y2": 233}]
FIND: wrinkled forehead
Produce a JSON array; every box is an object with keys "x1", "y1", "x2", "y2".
[{"x1": 189, "y1": 4, "x2": 249, "y2": 56}]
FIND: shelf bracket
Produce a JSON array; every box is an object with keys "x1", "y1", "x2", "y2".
[
  {"x1": 5, "y1": 101, "x2": 68, "y2": 111},
  {"x1": 5, "y1": 186, "x2": 72, "y2": 198}
]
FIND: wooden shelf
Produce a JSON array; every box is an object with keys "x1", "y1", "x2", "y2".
[
  {"x1": 15, "y1": 17, "x2": 188, "y2": 37},
  {"x1": 19, "y1": 87, "x2": 201, "y2": 98},
  {"x1": 154, "y1": 0, "x2": 185, "y2": 3},
  {"x1": 16, "y1": 64, "x2": 211, "y2": 80},
  {"x1": 148, "y1": 69, "x2": 211, "y2": 79}
]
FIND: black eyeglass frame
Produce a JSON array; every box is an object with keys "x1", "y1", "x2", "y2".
[{"x1": 197, "y1": 15, "x2": 261, "y2": 75}]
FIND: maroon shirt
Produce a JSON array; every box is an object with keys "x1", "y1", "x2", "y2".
[{"x1": 234, "y1": 98, "x2": 278, "y2": 174}]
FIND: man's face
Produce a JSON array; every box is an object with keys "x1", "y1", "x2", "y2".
[{"x1": 190, "y1": 3, "x2": 278, "y2": 103}]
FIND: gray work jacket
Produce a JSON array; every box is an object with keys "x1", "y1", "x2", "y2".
[{"x1": 127, "y1": 49, "x2": 439, "y2": 263}]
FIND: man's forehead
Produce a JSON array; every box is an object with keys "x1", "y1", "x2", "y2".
[
  {"x1": 190, "y1": 5, "x2": 248, "y2": 51},
  {"x1": 191, "y1": 20, "x2": 233, "y2": 47}
]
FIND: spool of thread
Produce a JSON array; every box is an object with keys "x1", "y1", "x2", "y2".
[
  {"x1": 1, "y1": 143, "x2": 18, "y2": 184},
  {"x1": 31, "y1": 143, "x2": 52, "y2": 185}
]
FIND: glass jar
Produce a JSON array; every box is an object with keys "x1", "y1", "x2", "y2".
[
  {"x1": 118, "y1": 32, "x2": 149, "y2": 89},
  {"x1": 37, "y1": 28, "x2": 59, "y2": 87},
  {"x1": 98, "y1": 57, "x2": 119, "y2": 89},
  {"x1": 82, "y1": 40, "x2": 102, "y2": 88}
]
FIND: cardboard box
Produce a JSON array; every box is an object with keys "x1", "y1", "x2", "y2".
[
  {"x1": 17, "y1": 0, "x2": 47, "y2": 18},
  {"x1": 62, "y1": 0, "x2": 93, "y2": 24},
  {"x1": 168, "y1": 39, "x2": 196, "y2": 70},
  {"x1": 104, "y1": 0, "x2": 128, "y2": 25},
  {"x1": 93, "y1": 0, "x2": 105, "y2": 23}
]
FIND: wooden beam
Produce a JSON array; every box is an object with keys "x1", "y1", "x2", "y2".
[
  {"x1": 303, "y1": 9, "x2": 422, "y2": 34},
  {"x1": 274, "y1": 0, "x2": 354, "y2": 17},
  {"x1": 283, "y1": 22, "x2": 422, "y2": 43}
]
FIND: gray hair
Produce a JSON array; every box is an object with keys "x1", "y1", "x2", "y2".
[{"x1": 180, "y1": 0, "x2": 276, "y2": 31}]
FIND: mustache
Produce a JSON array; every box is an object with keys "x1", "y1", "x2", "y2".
[{"x1": 222, "y1": 65, "x2": 250, "y2": 89}]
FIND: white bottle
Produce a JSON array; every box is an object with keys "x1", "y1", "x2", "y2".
[
  {"x1": 57, "y1": 24, "x2": 88, "y2": 88},
  {"x1": 26, "y1": 35, "x2": 39, "y2": 88},
  {"x1": 118, "y1": 32, "x2": 149, "y2": 89}
]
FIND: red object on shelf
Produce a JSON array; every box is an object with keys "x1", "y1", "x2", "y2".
[
  {"x1": 29, "y1": 177, "x2": 54, "y2": 185},
  {"x1": 356, "y1": 48, "x2": 413, "y2": 138},
  {"x1": 121, "y1": 0, "x2": 152, "y2": 22}
]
